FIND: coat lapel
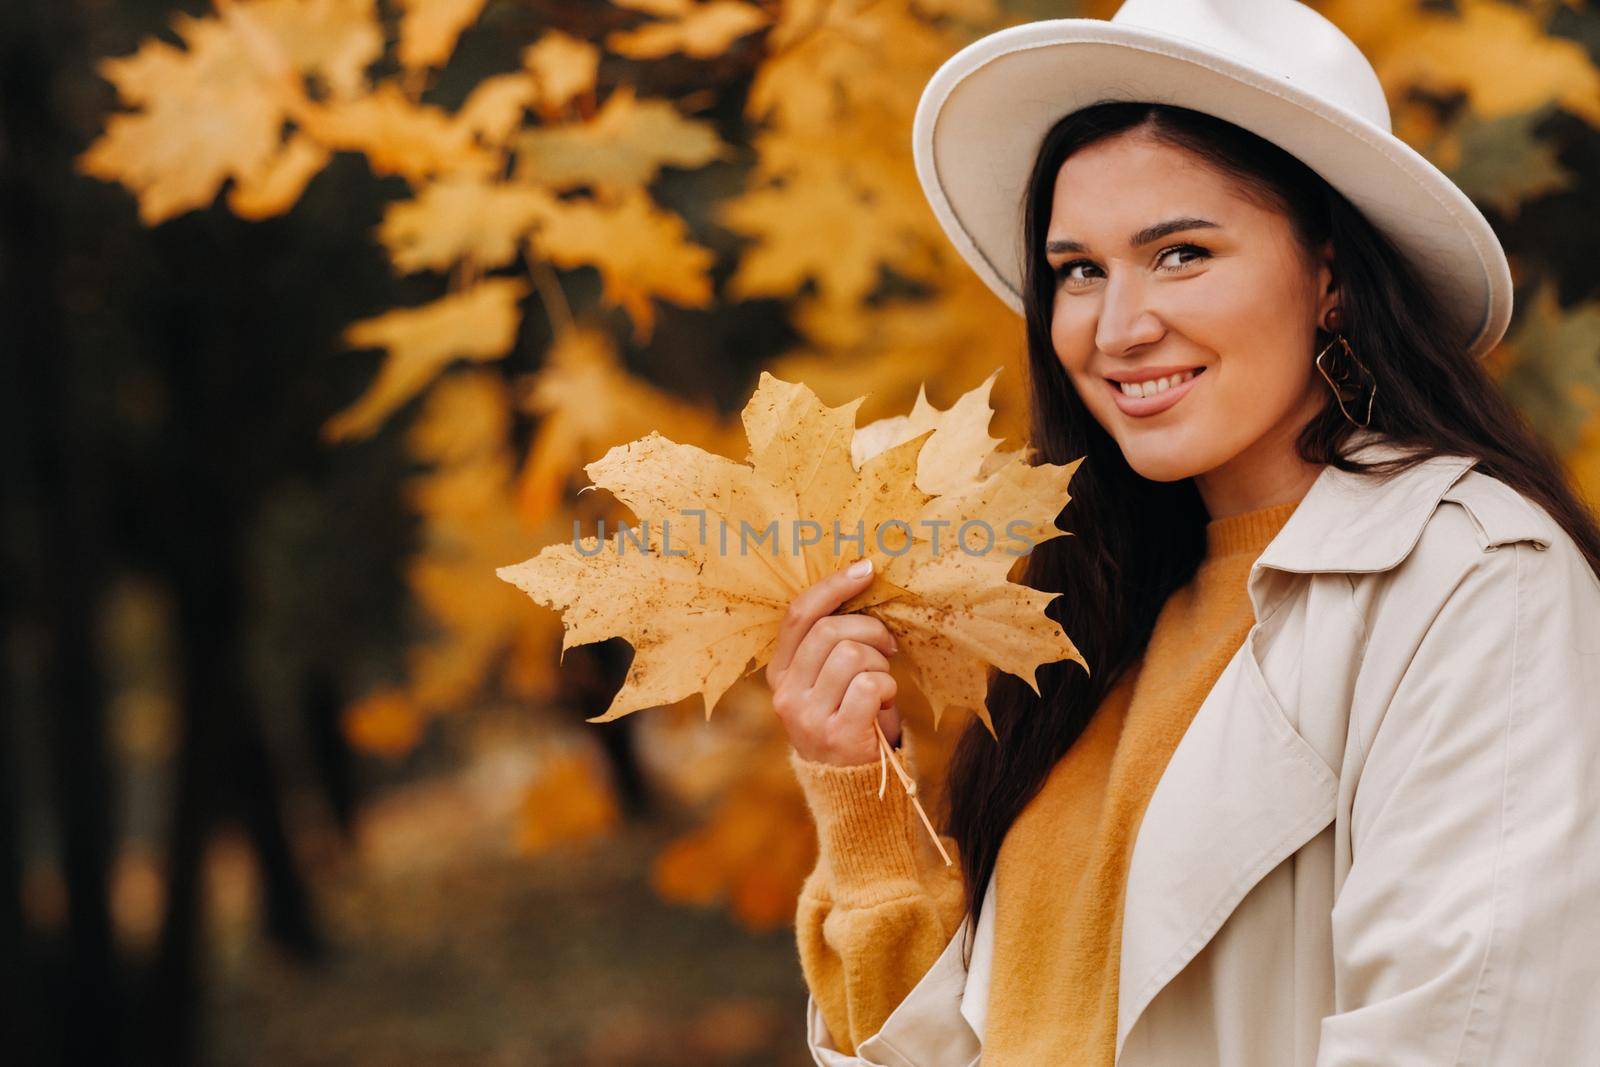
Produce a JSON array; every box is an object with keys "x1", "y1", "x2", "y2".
[
  {"x1": 1114, "y1": 434, "x2": 1481, "y2": 1060},
  {"x1": 1113, "y1": 625, "x2": 1339, "y2": 1059}
]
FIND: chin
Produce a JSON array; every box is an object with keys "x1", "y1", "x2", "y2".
[{"x1": 1117, "y1": 440, "x2": 1211, "y2": 484}]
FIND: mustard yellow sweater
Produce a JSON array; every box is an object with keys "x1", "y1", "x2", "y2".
[{"x1": 790, "y1": 498, "x2": 1301, "y2": 1061}]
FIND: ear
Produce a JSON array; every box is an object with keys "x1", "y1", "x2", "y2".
[{"x1": 1313, "y1": 239, "x2": 1340, "y2": 325}]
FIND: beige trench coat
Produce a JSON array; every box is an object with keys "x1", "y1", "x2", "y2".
[{"x1": 807, "y1": 431, "x2": 1600, "y2": 1066}]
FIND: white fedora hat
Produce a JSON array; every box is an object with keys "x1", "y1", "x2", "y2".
[{"x1": 911, "y1": 0, "x2": 1514, "y2": 361}]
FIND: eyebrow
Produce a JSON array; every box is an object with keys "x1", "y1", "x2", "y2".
[{"x1": 1046, "y1": 216, "x2": 1221, "y2": 255}]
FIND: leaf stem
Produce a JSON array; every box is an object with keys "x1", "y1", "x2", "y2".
[{"x1": 874, "y1": 721, "x2": 953, "y2": 866}]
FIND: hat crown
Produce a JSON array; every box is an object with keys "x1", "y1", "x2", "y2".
[{"x1": 1110, "y1": 0, "x2": 1392, "y2": 132}]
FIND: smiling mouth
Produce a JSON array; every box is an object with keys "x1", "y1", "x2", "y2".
[
  {"x1": 1104, "y1": 366, "x2": 1208, "y2": 416},
  {"x1": 1105, "y1": 367, "x2": 1205, "y2": 398}
]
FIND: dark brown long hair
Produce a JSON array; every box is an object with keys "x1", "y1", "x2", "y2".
[{"x1": 943, "y1": 100, "x2": 1600, "y2": 965}]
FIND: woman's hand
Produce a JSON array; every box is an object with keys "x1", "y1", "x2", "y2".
[{"x1": 766, "y1": 558, "x2": 902, "y2": 767}]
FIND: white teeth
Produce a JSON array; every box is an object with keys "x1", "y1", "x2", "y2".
[{"x1": 1118, "y1": 369, "x2": 1197, "y2": 398}]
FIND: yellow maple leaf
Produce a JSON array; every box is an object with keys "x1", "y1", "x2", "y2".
[
  {"x1": 78, "y1": 0, "x2": 379, "y2": 224},
  {"x1": 295, "y1": 82, "x2": 498, "y2": 184},
  {"x1": 512, "y1": 84, "x2": 733, "y2": 192},
  {"x1": 396, "y1": 0, "x2": 489, "y2": 70},
  {"x1": 529, "y1": 187, "x2": 717, "y2": 343},
  {"x1": 455, "y1": 72, "x2": 542, "y2": 147},
  {"x1": 378, "y1": 175, "x2": 558, "y2": 274},
  {"x1": 78, "y1": 12, "x2": 286, "y2": 225},
  {"x1": 606, "y1": 0, "x2": 772, "y2": 60},
  {"x1": 521, "y1": 31, "x2": 601, "y2": 119},
  {"x1": 849, "y1": 367, "x2": 1022, "y2": 495},
  {"x1": 228, "y1": 133, "x2": 332, "y2": 218},
  {"x1": 325, "y1": 277, "x2": 529, "y2": 441},
  {"x1": 246, "y1": 0, "x2": 382, "y2": 100},
  {"x1": 717, "y1": 166, "x2": 925, "y2": 306},
  {"x1": 496, "y1": 371, "x2": 1086, "y2": 737}
]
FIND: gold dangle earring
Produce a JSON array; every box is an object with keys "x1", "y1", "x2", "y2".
[{"x1": 1315, "y1": 308, "x2": 1377, "y2": 429}]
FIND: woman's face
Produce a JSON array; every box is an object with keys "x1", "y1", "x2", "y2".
[{"x1": 1045, "y1": 129, "x2": 1339, "y2": 501}]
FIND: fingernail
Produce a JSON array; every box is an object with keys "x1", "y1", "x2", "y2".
[{"x1": 847, "y1": 558, "x2": 872, "y2": 579}]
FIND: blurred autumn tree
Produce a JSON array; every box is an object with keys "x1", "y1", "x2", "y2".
[
  {"x1": 72, "y1": 0, "x2": 1036, "y2": 983},
  {"x1": 4, "y1": 0, "x2": 1598, "y2": 1063}
]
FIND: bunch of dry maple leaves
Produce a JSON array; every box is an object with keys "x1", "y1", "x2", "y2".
[{"x1": 497, "y1": 370, "x2": 1086, "y2": 856}]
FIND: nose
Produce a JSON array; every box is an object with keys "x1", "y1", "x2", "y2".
[{"x1": 1094, "y1": 272, "x2": 1165, "y2": 358}]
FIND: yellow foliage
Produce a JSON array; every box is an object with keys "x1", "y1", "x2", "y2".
[
  {"x1": 295, "y1": 82, "x2": 499, "y2": 183},
  {"x1": 76, "y1": 0, "x2": 380, "y2": 224},
  {"x1": 327, "y1": 278, "x2": 530, "y2": 441},
  {"x1": 513, "y1": 84, "x2": 734, "y2": 192},
  {"x1": 530, "y1": 187, "x2": 718, "y2": 343},
  {"x1": 396, "y1": 0, "x2": 489, "y2": 71},
  {"x1": 722, "y1": 0, "x2": 1017, "y2": 339},
  {"x1": 246, "y1": 0, "x2": 387, "y2": 95},
  {"x1": 378, "y1": 175, "x2": 559, "y2": 274},
  {"x1": 769, "y1": 268, "x2": 1029, "y2": 440},
  {"x1": 521, "y1": 31, "x2": 601, "y2": 119},
  {"x1": 404, "y1": 373, "x2": 568, "y2": 712},
  {"x1": 1318, "y1": 0, "x2": 1600, "y2": 130},
  {"x1": 513, "y1": 322, "x2": 745, "y2": 524},
  {"x1": 228, "y1": 133, "x2": 332, "y2": 218},
  {"x1": 607, "y1": 0, "x2": 772, "y2": 60},
  {"x1": 1569, "y1": 392, "x2": 1600, "y2": 515},
  {"x1": 1382, "y1": 0, "x2": 1600, "y2": 125},
  {"x1": 78, "y1": 11, "x2": 290, "y2": 225},
  {"x1": 243, "y1": 0, "x2": 382, "y2": 99},
  {"x1": 718, "y1": 165, "x2": 931, "y2": 308},
  {"x1": 455, "y1": 72, "x2": 542, "y2": 147},
  {"x1": 646, "y1": 684, "x2": 822, "y2": 930}
]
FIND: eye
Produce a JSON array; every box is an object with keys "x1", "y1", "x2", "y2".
[
  {"x1": 1051, "y1": 258, "x2": 1100, "y2": 287},
  {"x1": 1051, "y1": 243, "x2": 1211, "y2": 288},
  {"x1": 1155, "y1": 243, "x2": 1210, "y2": 271}
]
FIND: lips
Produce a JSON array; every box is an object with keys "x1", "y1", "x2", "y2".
[{"x1": 1105, "y1": 366, "x2": 1207, "y2": 418}]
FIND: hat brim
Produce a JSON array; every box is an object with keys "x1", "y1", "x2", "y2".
[{"x1": 912, "y1": 19, "x2": 1514, "y2": 360}]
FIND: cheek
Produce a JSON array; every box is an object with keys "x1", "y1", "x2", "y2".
[
  {"x1": 1049, "y1": 305, "x2": 1107, "y2": 407},
  {"x1": 1049, "y1": 296, "x2": 1096, "y2": 373}
]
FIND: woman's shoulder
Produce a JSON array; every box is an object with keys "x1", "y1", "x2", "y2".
[
  {"x1": 1384, "y1": 464, "x2": 1600, "y2": 632},
  {"x1": 1433, "y1": 465, "x2": 1565, "y2": 555}
]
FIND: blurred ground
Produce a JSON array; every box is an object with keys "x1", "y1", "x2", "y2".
[{"x1": 198, "y1": 772, "x2": 813, "y2": 1067}]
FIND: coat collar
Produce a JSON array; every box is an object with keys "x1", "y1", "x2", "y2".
[{"x1": 1251, "y1": 428, "x2": 1478, "y2": 578}]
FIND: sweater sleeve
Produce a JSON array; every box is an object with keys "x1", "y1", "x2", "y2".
[{"x1": 789, "y1": 734, "x2": 970, "y2": 1057}]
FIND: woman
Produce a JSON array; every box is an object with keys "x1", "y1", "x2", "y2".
[{"x1": 765, "y1": 1, "x2": 1600, "y2": 1065}]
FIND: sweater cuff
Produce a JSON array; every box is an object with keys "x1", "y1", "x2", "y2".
[{"x1": 789, "y1": 742, "x2": 927, "y2": 901}]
